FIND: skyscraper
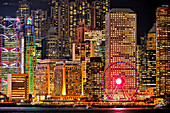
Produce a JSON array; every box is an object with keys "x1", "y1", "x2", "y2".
[
  {"x1": 146, "y1": 24, "x2": 156, "y2": 93},
  {"x1": 105, "y1": 8, "x2": 137, "y2": 68},
  {"x1": 156, "y1": 5, "x2": 170, "y2": 96},
  {"x1": 16, "y1": 0, "x2": 30, "y2": 24},
  {"x1": 0, "y1": 18, "x2": 23, "y2": 94},
  {"x1": 54, "y1": 61, "x2": 82, "y2": 97},
  {"x1": 105, "y1": 9, "x2": 137, "y2": 99},
  {"x1": 74, "y1": 22, "x2": 91, "y2": 43},
  {"x1": 31, "y1": 9, "x2": 47, "y2": 62},
  {"x1": 35, "y1": 59, "x2": 60, "y2": 100},
  {"x1": 42, "y1": 27, "x2": 59, "y2": 59},
  {"x1": 84, "y1": 30, "x2": 105, "y2": 63},
  {"x1": 85, "y1": 57, "x2": 104, "y2": 99},
  {"x1": 58, "y1": 0, "x2": 70, "y2": 58},
  {"x1": 91, "y1": 0, "x2": 110, "y2": 30},
  {"x1": 72, "y1": 42, "x2": 92, "y2": 83},
  {"x1": 24, "y1": 16, "x2": 37, "y2": 94}
]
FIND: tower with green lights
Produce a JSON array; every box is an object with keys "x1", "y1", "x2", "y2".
[{"x1": 24, "y1": 16, "x2": 37, "y2": 94}]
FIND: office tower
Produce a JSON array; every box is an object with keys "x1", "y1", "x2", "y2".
[
  {"x1": 7, "y1": 74, "x2": 29, "y2": 102},
  {"x1": 156, "y1": 5, "x2": 170, "y2": 96},
  {"x1": 105, "y1": 9, "x2": 137, "y2": 99},
  {"x1": 35, "y1": 59, "x2": 61, "y2": 100},
  {"x1": 31, "y1": 9, "x2": 47, "y2": 62},
  {"x1": 72, "y1": 42, "x2": 92, "y2": 83},
  {"x1": 146, "y1": 25, "x2": 156, "y2": 93},
  {"x1": 41, "y1": 17, "x2": 54, "y2": 38},
  {"x1": 24, "y1": 16, "x2": 37, "y2": 94},
  {"x1": 58, "y1": 0, "x2": 70, "y2": 58},
  {"x1": 54, "y1": 61, "x2": 82, "y2": 98},
  {"x1": 0, "y1": 18, "x2": 23, "y2": 94},
  {"x1": 85, "y1": 57, "x2": 104, "y2": 99},
  {"x1": 91, "y1": 0, "x2": 110, "y2": 30},
  {"x1": 69, "y1": 0, "x2": 91, "y2": 57},
  {"x1": 140, "y1": 36, "x2": 147, "y2": 88},
  {"x1": 51, "y1": 1, "x2": 59, "y2": 35},
  {"x1": 16, "y1": 0, "x2": 30, "y2": 24},
  {"x1": 74, "y1": 22, "x2": 90, "y2": 43},
  {"x1": 136, "y1": 45, "x2": 142, "y2": 88},
  {"x1": 105, "y1": 8, "x2": 137, "y2": 68},
  {"x1": 42, "y1": 27, "x2": 59, "y2": 59},
  {"x1": 84, "y1": 30, "x2": 105, "y2": 63}
]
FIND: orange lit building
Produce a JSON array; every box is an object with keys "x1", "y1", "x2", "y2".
[
  {"x1": 134, "y1": 87, "x2": 154, "y2": 101},
  {"x1": 35, "y1": 59, "x2": 66, "y2": 100},
  {"x1": 74, "y1": 22, "x2": 91, "y2": 43},
  {"x1": 85, "y1": 57, "x2": 104, "y2": 98},
  {"x1": 146, "y1": 24, "x2": 156, "y2": 94},
  {"x1": 54, "y1": 61, "x2": 82, "y2": 100},
  {"x1": 156, "y1": 5, "x2": 170, "y2": 96},
  {"x1": 7, "y1": 74, "x2": 29, "y2": 102},
  {"x1": 105, "y1": 8, "x2": 137, "y2": 68},
  {"x1": 105, "y1": 8, "x2": 137, "y2": 99},
  {"x1": 72, "y1": 42, "x2": 92, "y2": 83}
]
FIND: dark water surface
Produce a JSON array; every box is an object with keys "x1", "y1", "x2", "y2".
[{"x1": 0, "y1": 107, "x2": 170, "y2": 113}]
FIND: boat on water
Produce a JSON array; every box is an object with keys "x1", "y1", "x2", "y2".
[
  {"x1": 86, "y1": 105, "x2": 92, "y2": 109},
  {"x1": 154, "y1": 104, "x2": 163, "y2": 109}
]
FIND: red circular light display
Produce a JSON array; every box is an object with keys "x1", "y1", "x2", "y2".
[{"x1": 116, "y1": 78, "x2": 122, "y2": 85}]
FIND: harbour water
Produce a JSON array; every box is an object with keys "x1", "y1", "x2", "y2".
[{"x1": 0, "y1": 107, "x2": 170, "y2": 113}]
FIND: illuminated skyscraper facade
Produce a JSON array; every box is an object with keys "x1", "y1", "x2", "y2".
[
  {"x1": 75, "y1": 22, "x2": 91, "y2": 43},
  {"x1": 0, "y1": 18, "x2": 23, "y2": 94},
  {"x1": 72, "y1": 42, "x2": 92, "y2": 83},
  {"x1": 91, "y1": 0, "x2": 110, "y2": 30},
  {"x1": 85, "y1": 57, "x2": 104, "y2": 98},
  {"x1": 146, "y1": 25, "x2": 156, "y2": 93},
  {"x1": 54, "y1": 61, "x2": 82, "y2": 96},
  {"x1": 24, "y1": 16, "x2": 37, "y2": 94},
  {"x1": 31, "y1": 9, "x2": 47, "y2": 62},
  {"x1": 105, "y1": 9, "x2": 137, "y2": 96},
  {"x1": 42, "y1": 27, "x2": 59, "y2": 59},
  {"x1": 84, "y1": 30, "x2": 105, "y2": 63},
  {"x1": 7, "y1": 74, "x2": 29, "y2": 102},
  {"x1": 35, "y1": 59, "x2": 60, "y2": 99},
  {"x1": 16, "y1": 0, "x2": 30, "y2": 24},
  {"x1": 105, "y1": 8, "x2": 137, "y2": 68},
  {"x1": 156, "y1": 5, "x2": 170, "y2": 96}
]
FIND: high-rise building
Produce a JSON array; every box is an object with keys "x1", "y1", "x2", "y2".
[
  {"x1": 140, "y1": 36, "x2": 147, "y2": 89},
  {"x1": 31, "y1": 9, "x2": 47, "y2": 40},
  {"x1": 156, "y1": 5, "x2": 170, "y2": 96},
  {"x1": 0, "y1": 18, "x2": 23, "y2": 94},
  {"x1": 7, "y1": 74, "x2": 29, "y2": 102},
  {"x1": 74, "y1": 22, "x2": 91, "y2": 43},
  {"x1": 72, "y1": 42, "x2": 93, "y2": 83},
  {"x1": 24, "y1": 16, "x2": 37, "y2": 94},
  {"x1": 84, "y1": 30, "x2": 105, "y2": 63},
  {"x1": 136, "y1": 45, "x2": 142, "y2": 88},
  {"x1": 42, "y1": 27, "x2": 59, "y2": 59},
  {"x1": 146, "y1": 25, "x2": 156, "y2": 94},
  {"x1": 31, "y1": 9, "x2": 47, "y2": 62},
  {"x1": 105, "y1": 9, "x2": 137, "y2": 99},
  {"x1": 16, "y1": 0, "x2": 30, "y2": 24},
  {"x1": 105, "y1": 8, "x2": 137, "y2": 68},
  {"x1": 54, "y1": 61, "x2": 82, "y2": 98},
  {"x1": 85, "y1": 57, "x2": 104, "y2": 99},
  {"x1": 35, "y1": 59, "x2": 62, "y2": 100},
  {"x1": 50, "y1": 0, "x2": 58, "y2": 35},
  {"x1": 91, "y1": 0, "x2": 110, "y2": 30}
]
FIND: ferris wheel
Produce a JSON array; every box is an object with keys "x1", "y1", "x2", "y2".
[{"x1": 101, "y1": 61, "x2": 139, "y2": 101}]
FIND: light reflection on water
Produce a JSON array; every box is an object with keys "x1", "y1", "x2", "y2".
[{"x1": 0, "y1": 107, "x2": 169, "y2": 113}]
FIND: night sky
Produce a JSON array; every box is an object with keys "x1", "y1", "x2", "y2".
[{"x1": 0, "y1": 0, "x2": 170, "y2": 44}]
